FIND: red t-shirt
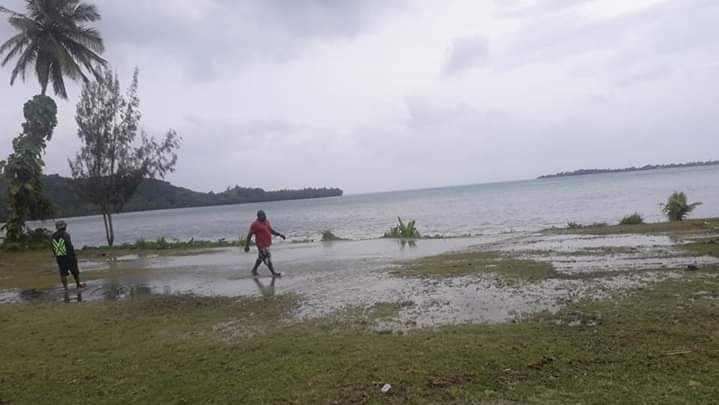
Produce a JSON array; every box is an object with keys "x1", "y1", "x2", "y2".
[{"x1": 250, "y1": 220, "x2": 273, "y2": 248}]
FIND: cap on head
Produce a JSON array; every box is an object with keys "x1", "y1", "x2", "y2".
[
  {"x1": 55, "y1": 220, "x2": 67, "y2": 230},
  {"x1": 257, "y1": 210, "x2": 266, "y2": 221}
]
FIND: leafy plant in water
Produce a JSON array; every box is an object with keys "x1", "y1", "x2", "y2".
[
  {"x1": 384, "y1": 217, "x2": 421, "y2": 239},
  {"x1": 662, "y1": 192, "x2": 701, "y2": 222},
  {"x1": 619, "y1": 213, "x2": 644, "y2": 225}
]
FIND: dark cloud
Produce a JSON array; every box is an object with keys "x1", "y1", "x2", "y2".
[{"x1": 95, "y1": 0, "x2": 402, "y2": 79}]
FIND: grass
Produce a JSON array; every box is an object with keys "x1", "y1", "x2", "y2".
[
  {"x1": 0, "y1": 250, "x2": 59, "y2": 289},
  {"x1": 0, "y1": 245, "x2": 223, "y2": 290},
  {"x1": 1, "y1": 273, "x2": 719, "y2": 404},
  {"x1": 567, "y1": 221, "x2": 609, "y2": 229},
  {"x1": 88, "y1": 236, "x2": 247, "y2": 251},
  {"x1": 619, "y1": 212, "x2": 644, "y2": 225},
  {"x1": 4, "y1": 217, "x2": 719, "y2": 403},
  {"x1": 548, "y1": 217, "x2": 719, "y2": 235},
  {"x1": 394, "y1": 251, "x2": 559, "y2": 281},
  {"x1": 680, "y1": 238, "x2": 719, "y2": 257}
]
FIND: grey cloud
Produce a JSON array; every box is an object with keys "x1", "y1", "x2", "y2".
[
  {"x1": 96, "y1": 0, "x2": 402, "y2": 79},
  {"x1": 494, "y1": 0, "x2": 592, "y2": 19},
  {"x1": 615, "y1": 67, "x2": 671, "y2": 88},
  {"x1": 498, "y1": 0, "x2": 719, "y2": 72},
  {"x1": 442, "y1": 36, "x2": 489, "y2": 78}
]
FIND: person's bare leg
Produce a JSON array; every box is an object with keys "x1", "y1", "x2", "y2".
[
  {"x1": 265, "y1": 258, "x2": 280, "y2": 277},
  {"x1": 251, "y1": 259, "x2": 262, "y2": 276},
  {"x1": 70, "y1": 269, "x2": 85, "y2": 288},
  {"x1": 60, "y1": 274, "x2": 68, "y2": 290}
]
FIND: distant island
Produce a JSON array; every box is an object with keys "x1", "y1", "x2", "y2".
[
  {"x1": 538, "y1": 160, "x2": 719, "y2": 179},
  {"x1": 0, "y1": 174, "x2": 342, "y2": 222}
]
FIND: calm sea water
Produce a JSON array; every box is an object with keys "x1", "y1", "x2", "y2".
[{"x1": 24, "y1": 166, "x2": 719, "y2": 247}]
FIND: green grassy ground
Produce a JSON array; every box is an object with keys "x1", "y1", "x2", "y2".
[
  {"x1": 0, "y1": 248, "x2": 221, "y2": 290},
  {"x1": 394, "y1": 251, "x2": 558, "y2": 281},
  {"x1": 547, "y1": 217, "x2": 719, "y2": 235},
  {"x1": 681, "y1": 238, "x2": 719, "y2": 257},
  {"x1": 3, "y1": 219, "x2": 719, "y2": 404},
  {"x1": 1, "y1": 271, "x2": 718, "y2": 405}
]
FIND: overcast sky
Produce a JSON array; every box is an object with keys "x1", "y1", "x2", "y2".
[{"x1": 1, "y1": 0, "x2": 717, "y2": 194}]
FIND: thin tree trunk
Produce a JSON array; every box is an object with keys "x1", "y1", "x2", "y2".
[
  {"x1": 107, "y1": 212, "x2": 114, "y2": 247},
  {"x1": 101, "y1": 211, "x2": 113, "y2": 247}
]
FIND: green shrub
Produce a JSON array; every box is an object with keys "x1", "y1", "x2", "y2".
[
  {"x1": 662, "y1": 192, "x2": 702, "y2": 221},
  {"x1": 0, "y1": 227, "x2": 52, "y2": 250},
  {"x1": 383, "y1": 217, "x2": 421, "y2": 239},
  {"x1": 619, "y1": 213, "x2": 644, "y2": 225},
  {"x1": 320, "y1": 231, "x2": 345, "y2": 241},
  {"x1": 567, "y1": 221, "x2": 608, "y2": 229}
]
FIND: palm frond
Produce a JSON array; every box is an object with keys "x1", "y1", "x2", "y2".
[
  {"x1": 70, "y1": 3, "x2": 100, "y2": 22},
  {"x1": 50, "y1": 61, "x2": 68, "y2": 99},
  {"x1": 10, "y1": 43, "x2": 37, "y2": 85},
  {"x1": 0, "y1": 5, "x2": 23, "y2": 17},
  {"x1": 69, "y1": 26, "x2": 105, "y2": 54},
  {"x1": 47, "y1": 35, "x2": 85, "y2": 80},
  {"x1": 1, "y1": 34, "x2": 30, "y2": 66},
  {"x1": 2, "y1": 0, "x2": 105, "y2": 94},
  {"x1": 56, "y1": 37, "x2": 100, "y2": 80},
  {"x1": 7, "y1": 14, "x2": 39, "y2": 32},
  {"x1": 34, "y1": 48, "x2": 52, "y2": 92}
]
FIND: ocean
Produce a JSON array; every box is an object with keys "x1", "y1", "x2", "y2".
[{"x1": 25, "y1": 165, "x2": 719, "y2": 247}]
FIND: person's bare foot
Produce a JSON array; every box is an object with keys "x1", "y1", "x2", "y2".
[{"x1": 76, "y1": 283, "x2": 86, "y2": 289}]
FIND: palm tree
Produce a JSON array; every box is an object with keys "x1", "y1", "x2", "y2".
[{"x1": 0, "y1": 0, "x2": 106, "y2": 99}]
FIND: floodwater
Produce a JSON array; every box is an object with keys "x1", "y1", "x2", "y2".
[{"x1": 3, "y1": 231, "x2": 717, "y2": 330}]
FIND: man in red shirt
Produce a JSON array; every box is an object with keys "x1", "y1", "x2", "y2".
[{"x1": 244, "y1": 210, "x2": 286, "y2": 277}]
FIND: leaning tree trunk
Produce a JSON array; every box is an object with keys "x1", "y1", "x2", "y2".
[{"x1": 101, "y1": 211, "x2": 115, "y2": 247}]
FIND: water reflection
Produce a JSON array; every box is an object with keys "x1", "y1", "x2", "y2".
[
  {"x1": 253, "y1": 277, "x2": 276, "y2": 297},
  {"x1": 398, "y1": 239, "x2": 417, "y2": 248},
  {"x1": 63, "y1": 290, "x2": 82, "y2": 303},
  {"x1": 99, "y1": 281, "x2": 154, "y2": 300}
]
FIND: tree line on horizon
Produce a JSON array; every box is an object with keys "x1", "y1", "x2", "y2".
[
  {"x1": 0, "y1": 174, "x2": 343, "y2": 223},
  {"x1": 538, "y1": 160, "x2": 719, "y2": 179}
]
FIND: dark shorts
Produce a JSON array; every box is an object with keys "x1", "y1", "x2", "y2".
[
  {"x1": 257, "y1": 246, "x2": 271, "y2": 262},
  {"x1": 56, "y1": 258, "x2": 79, "y2": 277}
]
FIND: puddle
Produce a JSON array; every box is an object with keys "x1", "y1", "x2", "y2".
[
  {"x1": 500, "y1": 234, "x2": 675, "y2": 252},
  {"x1": 0, "y1": 237, "x2": 499, "y2": 304},
  {"x1": 2, "y1": 232, "x2": 716, "y2": 330},
  {"x1": 496, "y1": 233, "x2": 719, "y2": 275},
  {"x1": 372, "y1": 271, "x2": 682, "y2": 332}
]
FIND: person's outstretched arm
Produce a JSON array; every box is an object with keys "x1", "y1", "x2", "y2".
[
  {"x1": 270, "y1": 227, "x2": 286, "y2": 240},
  {"x1": 244, "y1": 229, "x2": 253, "y2": 252}
]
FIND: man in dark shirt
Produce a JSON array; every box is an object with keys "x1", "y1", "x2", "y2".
[
  {"x1": 244, "y1": 210, "x2": 286, "y2": 277},
  {"x1": 51, "y1": 220, "x2": 85, "y2": 290}
]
